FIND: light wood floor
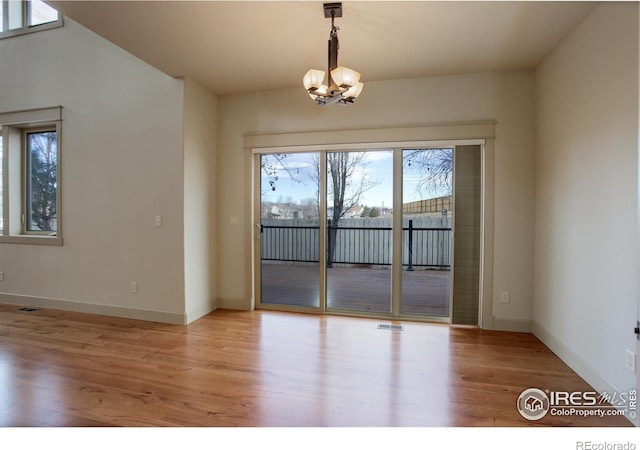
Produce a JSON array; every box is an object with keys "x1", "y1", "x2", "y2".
[{"x1": 0, "y1": 304, "x2": 631, "y2": 427}]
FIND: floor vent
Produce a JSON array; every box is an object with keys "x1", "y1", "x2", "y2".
[
  {"x1": 377, "y1": 324, "x2": 404, "y2": 331},
  {"x1": 18, "y1": 308, "x2": 38, "y2": 312}
]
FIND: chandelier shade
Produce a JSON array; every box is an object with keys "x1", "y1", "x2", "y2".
[
  {"x1": 343, "y1": 81, "x2": 364, "y2": 99},
  {"x1": 303, "y1": 69, "x2": 326, "y2": 91},
  {"x1": 303, "y1": 3, "x2": 364, "y2": 106},
  {"x1": 330, "y1": 66, "x2": 361, "y2": 88},
  {"x1": 308, "y1": 83, "x2": 329, "y2": 100}
]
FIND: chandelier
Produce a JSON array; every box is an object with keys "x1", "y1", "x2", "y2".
[{"x1": 303, "y1": 2, "x2": 364, "y2": 106}]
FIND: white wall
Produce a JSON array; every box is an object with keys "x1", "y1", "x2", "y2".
[
  {"x1": 534, "y1": 2, "x2": 638, "y2": 402},
  {"x1": 0, "y1": 19, "x2": 187, "y2": 323},
  {"x1": 217, "y1": 70, "x2": 536, "y2": 330},
  {"x1": 183, "y1": 78, "x2": 218, "y2": 322}
]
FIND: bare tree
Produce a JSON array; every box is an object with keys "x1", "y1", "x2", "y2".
[
  {"x1": 310, "y1": 153, "x2": 379, "y2": 221},
  {"x1": 261, "y1": 151, "x2": 380, "y2": 262},
  {"x1": 299, "y1": 197, "x2": 319, "y2": 220},
  {"x1": 328, "y1": 152, "x2": 378, "y2": 221},
  {"x1": 311, "y1": 152, "x2": 379, "y2": 264},
  {"x1": 403, "y1": 148, "x2": 453, "y2": 197},
  {"x1": 260, "y1": 154, "x2": 299, "y2": 194}
]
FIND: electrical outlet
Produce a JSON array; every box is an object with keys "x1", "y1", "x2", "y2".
[
  {"x1": 626, "y1": 349, "x2": 636, "y2": 373},
  {"x1": 154, "y1": 216, "x2": 162, "y2": 227},
  {"x1": 500, "y1": 291, "x2": 510, "y2": 303},
  {"x1": 130, "y1": 281, "x2": 137, "y2": 294}
]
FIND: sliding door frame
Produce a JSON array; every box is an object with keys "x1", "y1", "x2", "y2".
[{"x1": 248, "y1": 122, "x2": 495, "y2": 328}]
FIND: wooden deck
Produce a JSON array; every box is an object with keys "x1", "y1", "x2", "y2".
[
  {"x1": 261, "y1": 263, "x2": 450, "y2": 316},
  {"x1": 0, "y1": 305, "x2": 632, "y2": 427}
]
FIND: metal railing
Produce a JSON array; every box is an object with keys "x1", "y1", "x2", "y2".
[
  {"x1": 261, "y1": 219, "x2": 451, "y2": 269},
  {"x1": 404, "y1": 220, "x2": 452, "y2": 269}
]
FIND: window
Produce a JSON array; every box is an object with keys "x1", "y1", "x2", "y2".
[
  {"x1": 25, "y1": 130, "x2": 57, "y2": 233},
  {"x1": 1, "y1": 0, "x2": 62, "y2": 37},
  {"x1": 0, "y1": 106, "x2": 62, "y2": 245},
  {"x1": 28, "y1": 0, "x2": 58, "y2": 26},
  {"x1": 0, "y1": 134, "x2": 3, "y2": 232}
]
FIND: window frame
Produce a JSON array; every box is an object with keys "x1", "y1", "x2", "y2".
[
  {"x1": 23, "y1": 126, "x2": 59, "y2": 236},
  {"x1": 0, "y1": 0, "x2": 63, "y2": 39},
  {"x1": 0, "y1": 106, "x2": 62, "y2": 246}
]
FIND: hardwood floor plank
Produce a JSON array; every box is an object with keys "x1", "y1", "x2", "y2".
[{"x1": 0, "y1": 305, "x2": 632, "y2": 427}]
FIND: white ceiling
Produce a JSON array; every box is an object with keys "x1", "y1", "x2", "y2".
[{"x1": 47, "y1": 1, "x2": 599, "y2": 96}]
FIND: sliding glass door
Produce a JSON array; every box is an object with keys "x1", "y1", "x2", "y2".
[
  {"x1": 325, "y1": 150, "x2": 394, "y2": 314},
  {"x1": 255, "y1": 143, "x2": 481, "y2": 324},
  {"x1": 259, "y1": 152, "x2": 321, "y2": 309},
  {"x1": 401, "y1": 149, "x2": 453, "y2": 317}
]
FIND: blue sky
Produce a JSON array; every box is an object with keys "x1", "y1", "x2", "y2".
[{"x1": 260, "y1": 150, "x2": 447, "y2": 208}]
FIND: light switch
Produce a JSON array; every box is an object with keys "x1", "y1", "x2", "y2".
[{"x1": 155, "y1": 216, "x2": 162, "y2": 227}]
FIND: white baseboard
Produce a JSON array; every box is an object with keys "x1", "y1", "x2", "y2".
[
  {"x1": 532, "y1": 320, "x2": 637, "y2": 426},
  {"x1": 492, "y1": 317, "x2": 532, "y2": 332},
  {"x1": 0, "y1": 293, "x2": 186, "y2": 325},
  {"x1": 185, "y1": 299, "x2": 217, "y2": 324},
  {"x1": 217, "y1": 297, "x2": 252, "y2": 310}
]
